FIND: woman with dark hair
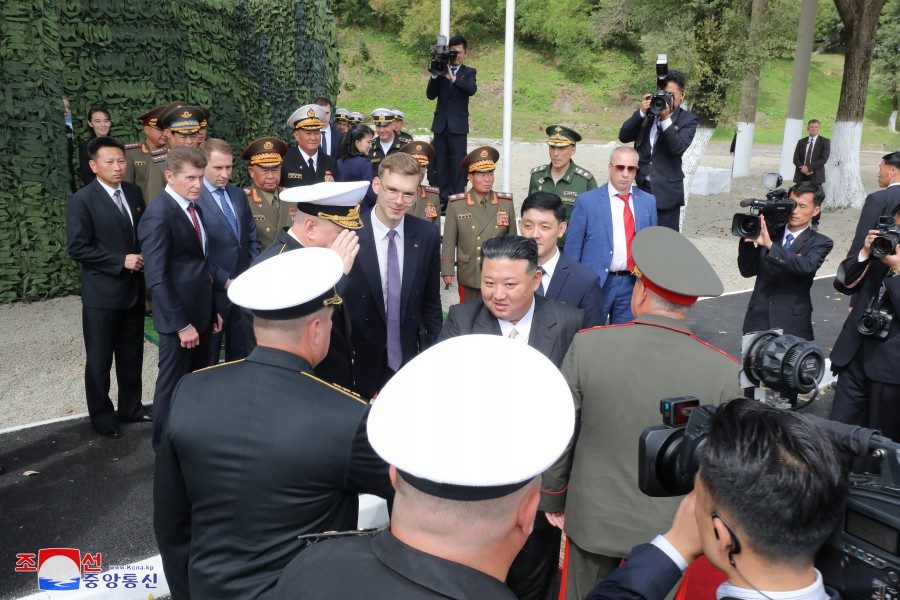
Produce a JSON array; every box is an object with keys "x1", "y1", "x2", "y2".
[
  {"x1": 337, "y1": 123, "x2": 377, "y2": 210},
  {"x1": 78, "y1": 104, "x2": 112, "y2": 186}
]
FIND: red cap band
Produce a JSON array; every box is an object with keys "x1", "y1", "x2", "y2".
[{"x1": 639, "y1": 275, "x2": 698, "y2": 306}]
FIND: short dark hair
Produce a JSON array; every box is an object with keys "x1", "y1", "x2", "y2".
[
  {"x1": 883, "y1": 151, "x2": 900, "y2": 170},
  {"x1": 481, "y1": 236, "x2": 538, "y2": 273},
  {"x1": 449, "y1": 35, "x2": 467, "y2": 51},
  {"x1": 698, "y1": 398, "x2": 847, "y2": 566},
  {"x1": 341, "y1": 123, "x2": 375, "y2": 159},
  {"x1": 808, "y1": 119, "x2": 820, "y2": 126},
  {"x1": 789, "y1": 181, "x2": 825, "y2": 207},
  {"x1": 86, "y1": 136, "x2": 125, "y2": 160},
  {"x1": 166, "y1": 146, "x2": 207, "y2": 174},
  {"x1": 521, "y1": 192, "x2": 566, "y2": 224},
  {"x1": 313, "y1": 97, "x2": 331, "y2": 110},
  {"x1": 664, "y1": 69, "x2": 686, "y2": 92}
]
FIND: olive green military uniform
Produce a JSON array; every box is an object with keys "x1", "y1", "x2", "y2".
[
  {"x1": 528, "y1": 161, "x2": 597, "y2": 247},
  {"x1": 124, "y1": 143, "x2": 168, "y2": 205},
  {"x1": 441, "y1": 190, "x2": 516, "y2": 301},
  {"x1": 410, "y1": 185, "x2": 441, "y2": 227},
  {"x1": 245, "y1": 184, "x2": 294, "y2": 250}
]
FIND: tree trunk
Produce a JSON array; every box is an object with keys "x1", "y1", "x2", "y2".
[
  {"x1": 733, "y1": 0, "x2": 770, "y2": 179},
  {"x1": 890, "y1": 95, "x2": 898, "y2": 132},
  {"x1": 681, "y1": 125, "x2": 716, "y2": 229},
  {"x1": 825, "y1": 0, "x2": 888, "y2": 209}
]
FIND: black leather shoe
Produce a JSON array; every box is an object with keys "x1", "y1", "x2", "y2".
[
  {"x1": 120, "y1": 414, "x2": 153, "y2": 423},
  {"x1": 95, "y1": 427, "x2": 122, "y2": 439}
]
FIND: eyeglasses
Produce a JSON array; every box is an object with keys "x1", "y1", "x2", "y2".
[
  {"x1": 611, "y1": 164, "x2": 638, "y2": 173},
  {"x1": 383, "y1": 186, "x2": 418, "y2": 206}
]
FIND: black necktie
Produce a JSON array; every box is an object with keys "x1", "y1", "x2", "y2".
[{"x1": 308, "y1": 157, "x2": 315, "y2": 177}]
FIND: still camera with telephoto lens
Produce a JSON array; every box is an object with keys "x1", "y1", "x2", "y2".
[
  {"x1": 732, "y1": 173, "x2": 797, "y2": 238},
  {"x1": 428, "y1": 35, "x2": 459, "y2": 77},
  {"x1": 649, "y1": 54, "x2": 673, "y2": 116}
]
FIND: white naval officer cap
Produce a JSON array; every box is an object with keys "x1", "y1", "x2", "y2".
[
  {"x1": 370, "y1": 108, "x2": 395, "y2": 126},
  {"x1": 280, "y1": 181, "x2": 368, "y2": 230},
  {"x1": 227, "y1": 247, "x2": 343, "y2": 320},
  {"x1": 367, "y1": 335, "x2": 575, "y2": 500}
]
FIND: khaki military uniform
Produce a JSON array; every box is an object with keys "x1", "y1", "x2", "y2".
[
  {"x1": 245, "y1": 184, "x2": 294, "y2": 250},
  {"x1": 441, "y1": 190, "x2": 516, "y2": 300},
  {"x1": 528, "y1": 161, "x2": 597, "y2": 249},
  {"x1": 124, "y1": 143, "x2": 168, "y2": 204},
  {"x1": 410, "y1": 185, "x2": 441, "y2": 227}
]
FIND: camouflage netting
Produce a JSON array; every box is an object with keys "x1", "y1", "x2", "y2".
[{"x1": 0, "y1": 0, "x2": 338, "y2": 302}]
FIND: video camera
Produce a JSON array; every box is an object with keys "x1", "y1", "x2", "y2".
[
  {"x1": 871, "y1": 215, "x2": 900, "y2": 259},
  {"x1": 428, "y1": 35, "x2": 459, "y2": 77},
  {"x1": 649, "y1": 54, "x2": 673, "y2": 116},
  {"x1": 731, "y1": 173, "x2": 796, "y2": 238}
]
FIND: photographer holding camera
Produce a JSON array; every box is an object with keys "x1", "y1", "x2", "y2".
[
  {"x1": 618, "y1": 61, "x2": 697, "y2": 232},
  {"x1": 830, "y1": 203, "x2": 900, "y2": 442},
  {"x1": 426, "y1": 34, "x2": 477, "y2": 212},
  {"x1": 585, "y1": 398, "x2": 847, "y2": 600},
  {"x1": 738, "y1": 181, "x2": 833, "y2": 341}
]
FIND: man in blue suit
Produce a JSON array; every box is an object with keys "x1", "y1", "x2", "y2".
[
  {"x1": 426, "y1": 34, "x2": 477, "y2": 210},
  {"x1": 344, "y1": 153, "x2": 443, "y2": 399},
  {"x1": 198, "y1": 138, "x2": 261, "y2": 362},
  {"x1": 564, "y1": 146, "x2": 657, "y2": 325},
  {"x1": 519, "y1": 192, "x2": 603, "y2": 327},
  {"x1": 584, "y1": 399, "x2": 846, "y2": 600}
]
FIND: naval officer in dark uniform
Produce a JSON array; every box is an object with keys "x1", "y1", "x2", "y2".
[
  {"x1": 281, "y1": 103, "x2": 340, "y2": 188},
  {"x1": 274, "y1": 334, "x2": 575, "y2": 599},
  {"x1": 368, "y1": 108, "x2": 404, "y2": 176},
  {"x1": 154, "y1": 247, "x2": 392, "y2": 600}
]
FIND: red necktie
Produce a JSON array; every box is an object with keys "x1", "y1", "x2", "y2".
[
  {"x1": 187, "y1": 202, "x2": 203, "y2": 248},
  {"x1": 616, "y1": 193, "x2": 636, "y2": 271}
]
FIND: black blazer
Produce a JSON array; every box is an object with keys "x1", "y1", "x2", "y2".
[
  {"x1": 66, "y1": 179, "x2": 146, "y2": 310},
  {"x1": 738, "y1": 227, "x2": 834, "y2": 340},
  {"x1": 323, "y1": 128, "x2": 344, "y2": 159},
  {"x1": 545, "y1": 253, "x2": 604, "y2": 328},
  {"x1": 845, "y1": 185, "x2": 900, "y2": 260},
  {"x1": 438, "y1": 295, "x2": 584, "y2": 368},
  {"x1": 197, "y1": 184, "x2": 261, "y2": 290},
  {"x1": 830, "y1": 254, "x2": 900, "y2": 384},
  {"x1": 137, "y1": 191, "x2": 215, "y2": 334},
  {"x1": 792, "y1": 135, "x2": 830, "y2": 184},
  {"x1": 344, "y1": 211, "x2": 443, "y2": 398},
  {"x1": 426, "y1": 64, "x2": 477, "y2": 135},
  {"x1": 77, "y1": 138, "x2": 96, "y2": 186},
  {"x1": 618, "y1": 106, "x2": 698, "y2": 210},
  {"x1": 281, "y1": 146, "x2": 340, "y2": 188}
]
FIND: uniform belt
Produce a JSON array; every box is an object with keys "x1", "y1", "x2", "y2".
[{"x1": 610, "y1": 270, "x2": 633, "y2": 276}]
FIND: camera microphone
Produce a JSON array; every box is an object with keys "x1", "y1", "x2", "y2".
[{"x1": 738, "y1": 198, "x2": 755, "y2": 208}]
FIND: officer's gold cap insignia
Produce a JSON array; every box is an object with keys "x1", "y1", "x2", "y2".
[
  {"x1": 180, "y1": 111, "x2": 191, "y2": 119},
  {"x1": 307, "y1": 108, "x2": 315, "y2": 118},
  {"x1": 480, "y1": 150, "x2": 488, "y2": 158},
  {"x1": 264, "y1": 141, "x2": 273, "y2": 150}
]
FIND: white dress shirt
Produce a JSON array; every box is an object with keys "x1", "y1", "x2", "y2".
[
  {"x1": 497, "y1": 298, "x2": 536, "y2": 343},
  {"x1": 203, "y1": 179, "x2": 238, "y2": 228},
  {"x1": 539, "y1": 248, "x2": 562, "y2": 292},
  {"x1": 165, "y1": 184, "x2": 207, "y2": 253},
  {"x1": 607, "y1": 185, "x2": 636, "y2": 271},
  {"x1": 370, "y1": 210, "x2": 405, "y2": 307},
  {"x1": 298, "y1": 146, "x2": 317, "y2": 171},
  {"x1": 97, "y1": 179, "x2": 133, "y2": 227}
]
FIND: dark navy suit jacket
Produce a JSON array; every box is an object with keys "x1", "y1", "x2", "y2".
[
  {"x1": 337, "y1": 155, "x2": 377, "y2": 209},
  {"x1": 545, "y1": 253, "x2": 604, "y2": 328},
  {"x1": 344, "y1": 210, "x2": 443, "y2": 398},
  {"x1": 322, "y1": 127, "x2": 344, "y2": 160},
  {"x1": 563, "y1": 183, "x2": 657, "y2": 288},
  {"x1": 426, "y1": 64, "x2": 477, "y2": 135}
]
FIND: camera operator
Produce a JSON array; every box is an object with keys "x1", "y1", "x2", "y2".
[
  {"x1": 426, "y1": 35, "x2": 477, "y2": 212},
  {"x1": 830, "y1": 203, "x2": 900, "y2": 441},
  {"x1": 585, "y1": 398, "x2": 847, "y2": 600},
  {"x1": 846, "y1": 152, "x2": 900, "y2": 258},
  {"x1": 618, "y1": 69, "x2": 697, "y2": 232},
  {"x1": 738, "y1": 181, "x2": 833, "y2": 341}
]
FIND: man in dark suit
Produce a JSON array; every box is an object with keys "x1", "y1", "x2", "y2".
[
  {"x1": 792, "y1": 119, "x2": 830, "y2": 184},
  {"x1": 519, "y1": 192, "x2": 603, "y2": 327},
  {"x1": 426, "y1": 34, "x2": 477, "y2": 210},
  {"x1": 438, "y1": 234, "x2": 583, "y2": 600},
  {"x1": 155, "y1": 248, "x2": 393, "y2": 600},
  {"x1": 564, "y1": 146, "x2": 657, "y2": 325},
  {"x1": 344, "y1": 153, "x2": 443, "y2": 399},
  {"x1": 845, "y1": 151, "x2": 900, "y2": 259},
  {"x1": 67, "y1": 136, "x2": 150, "y2": 439},
  {"x1": 281, "y1": 103, "x2": 340, "y2": 188},
  {"x1": 138, "y1": 146, "x2": 222, "y2": 451},
  {"x1": 199, "y1": 138, "x2": 261, "y2": 362},
  {"x1": 314, "y1": 96, "x2": 344, "y2": 160},
  {"x1": 584, "y1": 399, "x2": 847, "y2": 600},
  {"x1": 618, "y1": 69, "x2": 697, "y2": 231},
  {"x1": 246, "y1": 181, "x2": 367, "y2": 391},
  {"x1": 738, "y1": 181, "x2": 833, "y2": 340},
  {"x1": 830, "y1": 202, "x2": 900, "y2": 441}
]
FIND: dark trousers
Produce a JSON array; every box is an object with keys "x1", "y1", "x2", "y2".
[
  {"x1": 209, "y1": 298, "x2": 247, "y2": 363},
  {"x1": 82, "y1": 302, "x2": 146, "y2": 430},
  {"x1": 656, "y1": 206, "x2": 681, "y2": 232},
  {"x1": 432, "y1": 130, "x2": 467, "y2": 207},
  {"x1": 507, "y1": 513, "x2": 561, "y2": 600},
  {"x1": 152, "y1": 330, "x2": 212, "y2": 450},
  {"x1": 831, "y1": 349, "x2": 900, "y2": 442}
]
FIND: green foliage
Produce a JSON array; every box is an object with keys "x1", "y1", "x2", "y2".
[
  {"x1": 815, "y1": 0, "x2": 847, "y2": 52},
  {"x1": 0, "y1": 0, "x2": 337, "y2": 303},
  {"x1": 872, "y1": 0, "x2": 900, "y2": 99}
]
